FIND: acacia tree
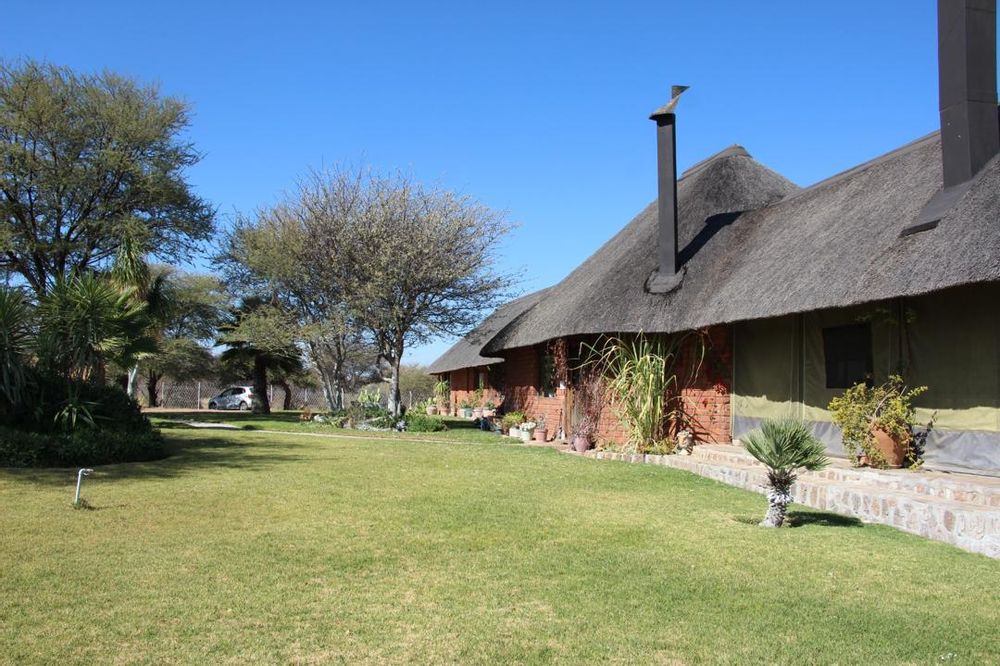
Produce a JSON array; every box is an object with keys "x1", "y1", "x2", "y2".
[
  {"x1": 221, "y1": 171, "x2": 379, "y2": 412},
  {"x1": 343, "y1": 170, "x2": 516, "y2": 415},
  {"x1": 0, "y1": 60, "x2": 214, "y2": 295}
]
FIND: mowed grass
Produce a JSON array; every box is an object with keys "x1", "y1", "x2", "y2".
[
  {"x1": 150, "y1": 410, "x2": 506, "y2": 445},
  {"x1": 1, "y1": 428, "x2": 998, "y2": 664}
]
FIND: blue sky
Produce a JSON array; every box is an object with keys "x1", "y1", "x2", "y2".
[{"x1": 2, "y1": 1, "x2": 944, "y2": 364}]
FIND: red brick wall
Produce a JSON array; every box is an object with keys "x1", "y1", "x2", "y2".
[
  {"x1": 499, "y1": 346, "x2": 564, "y2": 440},
  {"x1": 498, "y1": 327, "x2": 733, "y2": 447},
  {"x1": 443, "y1": 366, "x2": 501, "y2": 414}
]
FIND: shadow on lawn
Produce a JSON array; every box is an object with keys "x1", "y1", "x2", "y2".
[
  {"x1": 1, "y1": 431, "x2": 309, "y2": 487},
  {"x1": 733, "y1": 511, "x2": 863, "y2": 528}
]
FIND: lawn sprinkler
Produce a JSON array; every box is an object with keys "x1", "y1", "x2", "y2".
[{"x1": 73, "y1": 468, "x2": 94, "y2": 507}]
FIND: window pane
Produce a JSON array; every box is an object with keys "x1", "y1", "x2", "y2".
[{"x1": 822, "y1": 324, "x2": 873, "y2": 389}]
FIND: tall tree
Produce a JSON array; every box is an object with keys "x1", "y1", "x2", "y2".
[
  {"x1": 221, "y1": 171, "x2": 378, "y2": 412},
  {"x1": 0, "y1": 60, "x2": 214, "y2": 295},
  {"x1": 344, "y1": 171, "x2": 516, "y2": 415}
]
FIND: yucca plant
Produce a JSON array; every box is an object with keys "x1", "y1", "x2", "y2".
[
  {"x1": 0, "y1": 286, "x2": 34, "y2": 415},
  {"x1": 743, "y1": 419, "x2": 829, "y2": 527}
]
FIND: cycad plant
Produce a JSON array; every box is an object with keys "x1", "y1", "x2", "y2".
[{"x1": 743, "y1": 419, "x2": 829, "y2": 527}]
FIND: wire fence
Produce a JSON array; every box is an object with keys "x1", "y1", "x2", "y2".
[{"x1": 141, "y1": 382, "x2": 431, "y2": 411}]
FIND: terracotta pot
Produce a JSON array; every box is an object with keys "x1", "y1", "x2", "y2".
[
  {"x1": 573, "y1": 435, "x2": 592, "y2": 453},
  {"x1": 870, "y1": 427, "x2": 908, "y2": 468},
  {"x1": 533, "y1": 428, "x2": 548, "y2": 443},
  {"x1": 425, "y1": 405, "x2": 438, "y2": 416}
]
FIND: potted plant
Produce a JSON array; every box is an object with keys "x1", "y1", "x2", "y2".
[
  {"x1": 533, "y1": 416, "x2": 548, "y2": 442},
  {"x1": 425, "y1": 398, "x2": 438, "y2": 416},
  {"x1": 572, "y1": 415, "x2": 597, "y2": 453},
  {"x1": 459, "y1": 399, "x2": 474, "y2": 419},
  {"x1": 829, "y1": 375, "x2": 928, "y2": 468},
  {"x1": 501, "y1": 411, "x2": 525, "y2": 436},
  {"x1": 483, "y1": 400, "x2": 497, "y2": 418},
  {"x1": 433, "y1": 380, "x2": 450, "y2": 415},
  {"x1": 519, "y1": 420, "x2": 536, "y2": 442}
]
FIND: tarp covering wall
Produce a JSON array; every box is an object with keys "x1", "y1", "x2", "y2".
[{"x1": 732, "y1": 283, "x2": 1000, "y2": 476}]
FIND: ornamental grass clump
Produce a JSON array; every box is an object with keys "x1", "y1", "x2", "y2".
[
  {"x1": 743, "y1": 419, "x2": 829, "y2": 528},
  {"x1": 587, "y1": 333, "x2": 703, "y2": 454}
]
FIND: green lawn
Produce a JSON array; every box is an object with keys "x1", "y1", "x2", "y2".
[
  {"x1": 1, "y1": 426, "x2": 998, "y2": 664},
  {"x1": 150, "y1": 409, "x2": 507, "y2": 445}
]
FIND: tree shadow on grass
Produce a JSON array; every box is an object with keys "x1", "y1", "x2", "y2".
[
  {"x1": 786, "y1": 511, "x2": 863, "y2": 528},
  {"x1": 733, "y1": 511, "x2": 863, "y2": 528},
  {"x1": 0, "y1": 431, "x2": 311, "y2": 487}
]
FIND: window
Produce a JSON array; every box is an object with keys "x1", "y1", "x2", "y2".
[
  {"x1": 538, "y1": 350, "x2": 556, "y2": 398},
  {"x1": 822, "y1": 324, "x2": 873, "y2": 389}
]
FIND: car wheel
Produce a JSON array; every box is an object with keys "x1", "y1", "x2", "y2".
[
  {"x1": 239, "y1": 401, "x2": 250, "y2": 411},
  {"x1": 208, "y1": 401, "x2": 217, "y2": 410}
]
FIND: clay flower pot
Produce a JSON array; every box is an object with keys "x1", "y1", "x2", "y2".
[
  {"x1": 573, "y1": 435, "x2": 592, "y2": 453},
  {"x1": 425, "y1": 405, "x2": 438, "y2": 416},
  {"x1": 533, "y1": 428, "x2": 548, "y2": 443},
  {"x1": 871, "y1": 427, "x2": 908, "y2": 468}
]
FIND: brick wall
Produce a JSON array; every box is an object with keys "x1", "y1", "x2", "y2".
[
  {"x1": 497, "y1": 327, "x2": 734, "y2": 447},
  {"x1": 444, "y1": 366, "x2": 501, "y2": 414}
]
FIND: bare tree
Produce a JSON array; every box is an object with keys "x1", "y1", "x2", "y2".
[{"x1": 341, "y1": 170, "x2": 516, "y2": 415}]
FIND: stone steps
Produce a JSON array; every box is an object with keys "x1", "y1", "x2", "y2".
[
  {"x1": 692, "y1": 444, "x2": 1000, "y2": 508},
  {"x1": 585, "y1": 446, "x2": 1000, "y2": 559}
]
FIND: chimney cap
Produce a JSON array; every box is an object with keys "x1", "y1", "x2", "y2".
[{"x1": 650, "y1": 85, "x2": 690, "y2": 120}]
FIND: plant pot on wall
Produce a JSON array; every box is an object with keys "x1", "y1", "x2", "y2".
[
  {"x1": 533, "y1": 428, "x2": 548, "y2": 443},
  {"x1": 426, "y1": 404, "x2": 438, "y2": 416},
  {"x1": 472, "y1": 408, "x2": 483, "y2": 419},
  {"x1": 870, "y1": 427, "x2": 908, "y2": 468}
]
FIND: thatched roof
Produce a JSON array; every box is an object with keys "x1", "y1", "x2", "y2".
[
  {"x1": 482, "y1": 132, "x2": 1000, "y2": 354},
  {"x1": 427, "y1": 289, "x2": 548, "y2": 374}
]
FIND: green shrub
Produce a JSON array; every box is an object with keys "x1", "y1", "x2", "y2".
[
  {"x1": 0, "y1": 427, "x2": 48, "y2": 467},
  {"x1": 404, "y1": 413, "x2": 447, "y2": 432},
  {"x1": 0, "y1": 425, "x2": 165, "y2": 468},
  {"x1": 0, "y1": 376, "x2": 165, "y2": 468}
]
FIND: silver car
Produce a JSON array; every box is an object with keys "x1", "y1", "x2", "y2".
[{"x1": 207, "y1": 386, "x2": 255, "y2": 410}]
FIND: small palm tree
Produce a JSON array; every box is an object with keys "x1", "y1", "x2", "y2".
[{"x1": 743, "y1": 419, "x2": 829, "y2": 528}]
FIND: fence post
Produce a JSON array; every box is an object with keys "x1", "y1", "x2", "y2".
[
  {"x1": 196, "y1": 382, "x2": 201, "y2": 410},
  {"x1": 269, "y1": 384, "x2": 274, "y2": 407}
]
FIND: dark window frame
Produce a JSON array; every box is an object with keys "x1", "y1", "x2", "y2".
[
  {"x1": 822, "y1": 323, "x2": 873, "y2": 389},
  {"x1": 538, "y1": 349, "x2": 556, "y2": 398}
]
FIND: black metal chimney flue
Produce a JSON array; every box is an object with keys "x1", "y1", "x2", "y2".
[
  {"x1": 938, "y1": 0, "x2": 999, "y2": 187},
  {"x1": 902, "y1": 0, "x2": 999, "y2": 236},
  {"x1": 647, "y1": 85, "x2": 688, "y2": 294}
]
